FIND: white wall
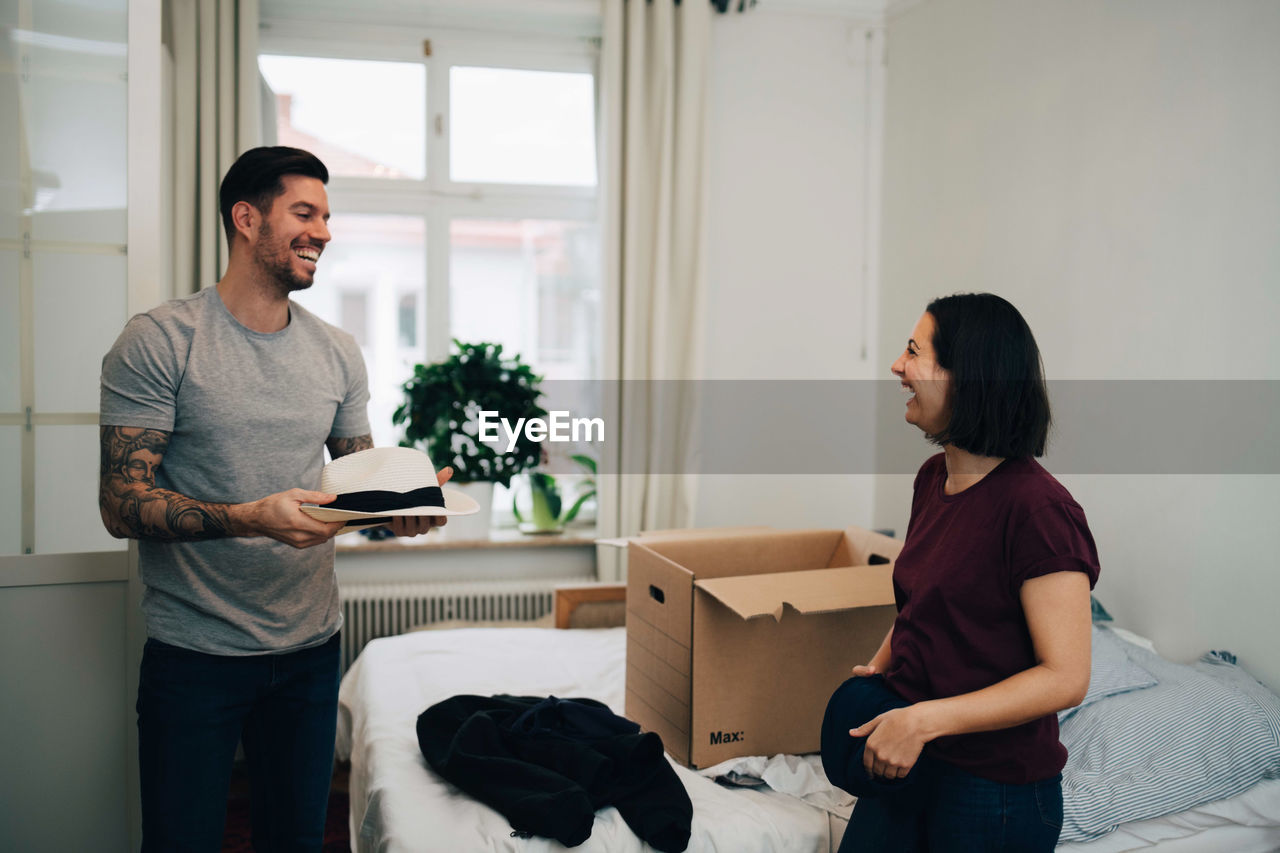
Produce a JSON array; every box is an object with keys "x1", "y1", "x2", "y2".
[
  {"x1": 0, "y1": 576, "x2": 131, "y2": 852},
  {"x1": 695, "y1": 8, "x2": 885, "y2": 531},
  {"x1": 874, "y1": 0, "x2": 1280, "y2": 689}
]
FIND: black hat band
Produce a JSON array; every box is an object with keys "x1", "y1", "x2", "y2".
[{"x1": 327, "y1": 486, "x2": 445, "y2": 513}]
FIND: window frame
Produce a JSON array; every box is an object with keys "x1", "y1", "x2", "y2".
[
  {"x1": 431, "y1": 45, "x2": 599, "y2": 199},
  {"x1": 260, "y1": 26, "x2": 601, "y2": 360},
  {"x1": 258, "y1": 27, "x2": 600, "y2": 192}
]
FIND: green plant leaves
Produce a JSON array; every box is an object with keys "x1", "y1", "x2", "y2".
[{"x1": 392, "y1": 340, "x2": 547, "y2": 489}]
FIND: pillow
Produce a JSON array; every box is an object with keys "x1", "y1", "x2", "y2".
[
  {"x1": 1058, "y1": 625, "x2": 1158, "y2": 722},
  {"x1": 1106, "y1": 624, "x2": 1157, "y2": 654},
  {"x1": 1059, "y1": 640, "x2": 1280, "y2": 842}
]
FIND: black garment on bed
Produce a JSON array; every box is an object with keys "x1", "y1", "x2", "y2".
[{"x1": 416, "y1": 694, "x2": 692, "y2": 852}]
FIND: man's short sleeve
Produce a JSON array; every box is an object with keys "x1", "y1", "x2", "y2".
[
  {"x1": 328, "y1": 333, "x2": 371, "y2": 439},
  {"x1": 1008, "y1": 501, "x2": 1101, "y2": 592},
  {"x1": 100, "y1": 315, "x2": 181, "y2": 431}
]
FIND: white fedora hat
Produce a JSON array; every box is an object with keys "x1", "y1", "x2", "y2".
[{"x1": 301, "y1": 446, "x2": 478, "y2": 531}]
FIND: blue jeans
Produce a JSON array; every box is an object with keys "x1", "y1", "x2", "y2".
[
  {"x1": 840, "y1": 762, "x2": 1063, "y2": 853},
  {"x1": 137, "y1": 633, "x2": 341, "y2": 852},
  {"x1": 824, "y1": 675, "x2": 1062, "y2": 852}
]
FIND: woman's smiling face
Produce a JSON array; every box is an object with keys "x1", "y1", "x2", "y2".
[{"x1": 891, "y1": 312, "x2": 952, "y2": 437}]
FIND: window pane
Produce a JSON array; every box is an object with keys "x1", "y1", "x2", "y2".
[
  {"x1": 450, "y1": 67, "x2": 597, "y2": 187},
  {"x1": 450, "y1": 220, "x2": 601, "y2": 380},
  {"x1": 25, "y1": 37, "x2": 128, "y2": 244},
  {"x1": 34, "y1": 251, "x2": 128, "y2": 412},
  {"x1": 398, "y1": 293, "x2": 418, "y2": 348},
  {"x1": 31, "y1": 0, "x2": 128, "y2": 43},
  {"x1": 339, "y1": 292, "x2": 369, "y2": 346},
  {"x1": 291, "y1": 214, "x2": 426, "y2": 448},
  {"x1": 35, "y1": 425, "x2": 126, "y2": 554},
  {"x1": 259, "y1": 55, "x2": 426, "y2": 180}
]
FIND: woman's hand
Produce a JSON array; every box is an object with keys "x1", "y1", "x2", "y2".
[
  {"x1": 850, "y1": 664, "x2": 879, "y2": 677},
  {"x1": 850, "y1": 706, "x2": 928, "y2": 780}
]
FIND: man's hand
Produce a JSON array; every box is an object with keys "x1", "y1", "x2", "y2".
[
  {"x1": 239, "y1": 489, "x2": 345, "y2": 549},
  {"x1": 387, "y1": 465, "x2": 455, "y2": 538},
  {"x1": 850, "y1": 706, "x2": 928, "y2": 781}
]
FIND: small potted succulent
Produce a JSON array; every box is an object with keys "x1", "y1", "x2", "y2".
[{"x1": 393, "y1": 340, "x2": 546, "y2": 538}]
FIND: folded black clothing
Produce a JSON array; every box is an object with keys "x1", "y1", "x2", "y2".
[{"x1": 417, "y1": 694, "x2": 692, "y2": 852}]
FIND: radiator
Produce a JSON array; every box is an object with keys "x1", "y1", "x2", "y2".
[{"x1": 338, "y1": 579, "x2": 570, "y2": 673}]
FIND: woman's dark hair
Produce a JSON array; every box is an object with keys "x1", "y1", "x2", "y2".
[
  {"x1": 218, "y1": 146, "x2": 329, "y2": 247},
  {"x1": 926, "y1": 292, "x2": 1051, "y2": 458}
]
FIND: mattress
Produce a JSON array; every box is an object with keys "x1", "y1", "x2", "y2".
[{"x1": 337, "y1": 626, "x2": 836, "y2": 852}]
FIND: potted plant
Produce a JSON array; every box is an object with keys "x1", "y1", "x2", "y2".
[
  {"x1": 512, "y1": 454, "x2": 597, "y2": 534},
  {"x1": 393, "y1": 340, "x2": 547, "y2": 538}
]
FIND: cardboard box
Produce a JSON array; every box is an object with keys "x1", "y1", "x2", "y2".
[{"x1": 622, "y1": 526, "x2": 901, "y2": 768}]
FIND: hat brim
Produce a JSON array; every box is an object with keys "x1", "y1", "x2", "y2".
[{"x1": 300, "y1": 487, "x2": 480, "y2": 527}]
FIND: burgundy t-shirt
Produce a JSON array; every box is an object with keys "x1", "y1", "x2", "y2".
[{"x1": 883, "y1": 453, "x2": 1100, "y2": 784}]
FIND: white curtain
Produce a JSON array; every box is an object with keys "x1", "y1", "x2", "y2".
[
  {"x1": 597, "y1": 0, "x2": 712, "y2": 580},
  {"x1": 169, "y1": 0, "x2": 265, "y2": 296}
]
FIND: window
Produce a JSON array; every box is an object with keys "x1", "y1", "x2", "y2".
[
  {"x1": 257, "y1": 55, "x2": 426, "y2": 179},
  {"x1": 448, "y1": 66, "x2": 597, "y2": 186},
  {"x1": 449, "y1": 219, "x2": 601, "y2": 381},
  {"x1": 258, "y1": 38, "x2": 603, "y2": 468},
  {"x1": 339, "y1": 291, "x2": 370, "y2": 347}
]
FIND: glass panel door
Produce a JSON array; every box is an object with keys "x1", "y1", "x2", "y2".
[{"x1": 2, "y1": 0, "x2": 129, "y2": 554}]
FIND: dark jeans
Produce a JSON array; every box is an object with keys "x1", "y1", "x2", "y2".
[
  {"x1": 822, "y1": 675, "x2": 924, "y2": 798},
  {"x1": 137, "y1": 633, "x2": 341, "y2": 852},
  {"x1": 840, "y1": 763, "x2": 1063, "y2": 853},
  {"x1": 824, "y1": 675, "x2": 1062, "y2": 853}
]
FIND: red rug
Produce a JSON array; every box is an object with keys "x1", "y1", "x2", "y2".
[{"x1": 221, "y1": 790, "x2": 350, "y2": 852}]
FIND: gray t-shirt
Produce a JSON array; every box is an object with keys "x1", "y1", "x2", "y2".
[{"x1": 100, "y1": 286, "x2": 370, "y2": 655}]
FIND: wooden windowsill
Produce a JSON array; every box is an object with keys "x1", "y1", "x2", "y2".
[{"x1": 335, "y1": 525, "x2": 599, "y2": 554}]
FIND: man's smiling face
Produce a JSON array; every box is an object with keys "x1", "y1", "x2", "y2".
[{"x1": 253, "y1": 174, "x2": 331, "y2": 296}]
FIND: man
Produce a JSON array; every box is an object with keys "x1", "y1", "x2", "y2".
[{"x1": 99, "y1": 146, "x2": 448, "y2": 851}]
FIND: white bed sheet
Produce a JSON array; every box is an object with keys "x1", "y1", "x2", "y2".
[
  {"x1": 337, "y1": 626, "x2": 1280, "y2": 853},
  {"x1": 337, "y1": 627, "x2": 834, "y2": 853}
]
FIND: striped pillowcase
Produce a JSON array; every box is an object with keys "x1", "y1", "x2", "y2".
[
  {"x1": 1059, "y1": 627, "x2": 1280, "y2": 842},
  {"x1": 1059, "y1": 625, "x2": 1158, "y2": 722}
]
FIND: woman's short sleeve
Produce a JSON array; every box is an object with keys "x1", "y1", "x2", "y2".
[{"x1": 1008, "y1": 501, "x2": 1101, "y2": 592}]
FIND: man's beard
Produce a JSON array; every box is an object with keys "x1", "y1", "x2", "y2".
[{"x1": 255, "y1": 219, "x2": 314, "y2": 297}]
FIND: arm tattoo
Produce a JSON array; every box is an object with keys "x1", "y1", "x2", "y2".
[
  {"x1": 326, "y1": 433, "x2": 374, "y2": 460},
  {"x1": 98, "y1": 426, "x2": 236, "y2": 541}
]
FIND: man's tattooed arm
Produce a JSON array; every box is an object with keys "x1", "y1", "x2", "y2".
[
  {"x1": 99, "y1": 426, "x2": 240, "y2": 541},
  {"x1": 326, "y1": 433, "x2": 374, "y2": 460}
]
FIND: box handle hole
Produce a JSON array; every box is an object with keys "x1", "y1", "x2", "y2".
[
  {"x1": 649, "y1": 585, "x2": 665, "y2": 604},
  {"x1": 868, "y1": 553, "x2": 890, "y2": 565}
]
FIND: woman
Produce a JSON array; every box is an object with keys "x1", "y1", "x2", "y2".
[{"x1": 832, "y1": 293, "x2": 1098, "y2": 852}]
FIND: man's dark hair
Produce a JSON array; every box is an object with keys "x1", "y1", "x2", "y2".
[
  {"x1": 218, "y1": 146, "x2": 329, "y2": 247},
  {"x1": 925, "y1": 292, "x2": 1052, "y2": 458}
]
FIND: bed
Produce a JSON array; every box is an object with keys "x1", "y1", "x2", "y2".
[{"x1": 336, "y1": 586, "x2": 1280, "y2": 852}]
